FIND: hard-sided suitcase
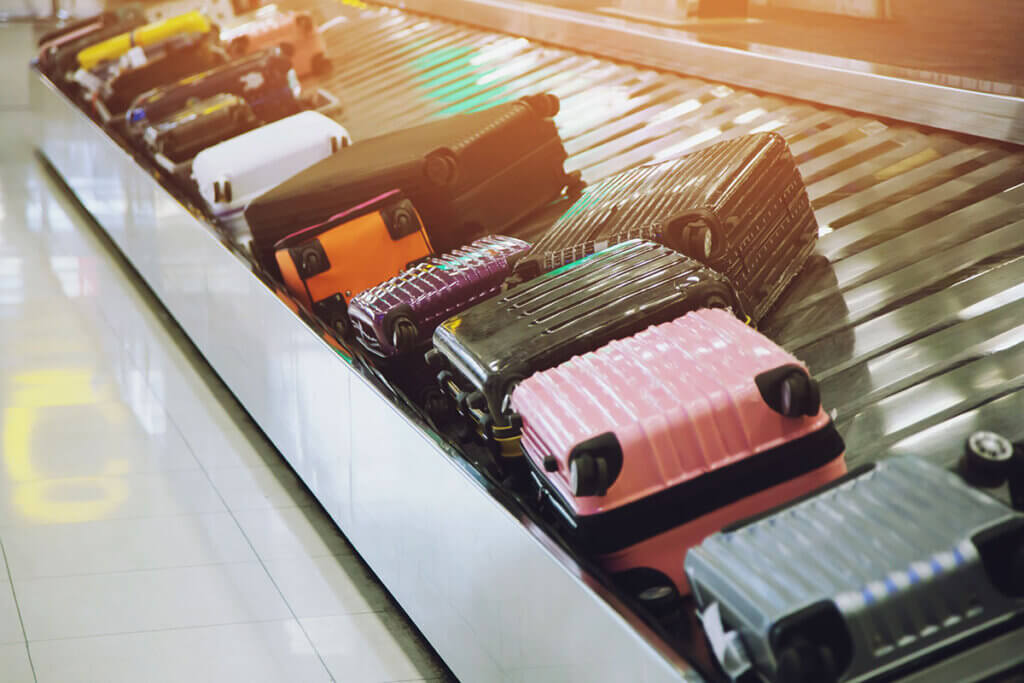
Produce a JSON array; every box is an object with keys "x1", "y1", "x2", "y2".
[
  {"x1": 428, "y1": 239, "x2": 744, "y2": 440},
  {"x1": 685, "y1": 456, "x2": 1024, "y2": 683},
  {"x1": 348, "y1": 235, "x2": 531, "y2": 357},
  {"x1": 143, "y1": 94, "x2": 258, "y2": 171},
  {"x1": 41, "y1": 7, "x2": 148, "y2": 78},
  {"x1": 125, "y1": 49, "x2": 301, "y2": 133},
  {"x1": 76, "y1": 10, "x2": 212, "y2": 71},
  {"x1": 222, "y1": 10, "x2": 328, "y2": 77},
  {"x1": 512, "y1": 307, "x2": 847, "y2": 598},
  {"x1": 191, "y1": 110, "x2": 351, "y2": 241},
  {"x1": 244, "y1": 93, "x2": 580, "y2": 273},
  {"x1": 275, "y1": 190, "x2": 433, "y2": 336},
  {"x1": 516, "y1": 133, "x2": 818, "y2": 323},
  {"x1": 90, "y1": 31, "x2": 226, "y2": 121}
]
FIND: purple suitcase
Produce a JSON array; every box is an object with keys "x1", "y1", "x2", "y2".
[{"x1": 347, "y1": 235, "x2": 531, "y2": 357}]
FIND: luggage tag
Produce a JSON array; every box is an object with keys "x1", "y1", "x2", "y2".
[{"x1": 698, "y1": 602, "x2": 753, "y2": 681}]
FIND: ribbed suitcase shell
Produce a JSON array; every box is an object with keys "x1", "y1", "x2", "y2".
[
  {"x1": 125, "y1": 49, "x2": 301, "y2": 133},
  {"x1": 685, "y1": 456, "x2": 1024, "y2": 682},
  {"x1": 222, "y1": 10, "x2": 327, "y2": 77},
  {"x1": 511, "y1": 308, "x2": 846, "y2": 593},
  {"x1": 143, "y1": 94, "x2": 258, "y2": 165},
  {"x1": 191, "y1": 110, "x2": 351, "y2": 241},
  {"x1": 244, "y1": 93, "x2": 576, "y2": 272},
  {"x1": 76, "y1": 10, "x2": 212, "y2": 71},
  {"x1": 42, "y1": 8, "x2": 148, "y2": 77},
  {"x1": 519, "y1": 133, "x2": 817, "y2": 323},
  {"x1": 93, "y1": 31, "x2": 226, "y2": 119},
  {"x1": 431, "y1": 239, "x2": 743, "y2": 429},
  {"x1": 275, "y1": 190, "x2": 432, "y2": 335},
  {"x1": 348, "y1": 235, "x2": 531, "y2": 357}
]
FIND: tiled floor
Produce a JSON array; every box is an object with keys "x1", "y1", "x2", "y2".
[{"x1": 0, "y1": 21, "x2": 452, "y2": 683}]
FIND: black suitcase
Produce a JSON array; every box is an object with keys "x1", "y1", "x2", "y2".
[
  {"x1": 516, "y1": 133, "x2": 818, "y2": 323},
  {"x1": 43, "y1": 7, "x2": 148, "y2": 78},
  {"x1": 142, "y1": 93, "x2": 259, "y2": 168},
  {"x1": 93, "y1": 31, "x2": 226, "y2": 120},
  {"x1": 244, "y1": 93, "x2": 581, "y2": 275},
  {"x1": 125, "y1": 48, "x2": 300, "y2": 134},
  {"x1": 428, "y1": 239, "x2": 744, "y2": 438}
]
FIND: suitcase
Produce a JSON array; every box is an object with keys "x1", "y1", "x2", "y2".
[
  {"x1": 222, "y1": 10, "x2": 329, "y2": 77},
  {"x1": 428, "y1": 239, "x2": 744, "y2": 441},
  {"x1": 244, "y1": 93, "x2": 580, "y2": 274},
  {"x1": 76, "y1": 10, "x2": 212, "y2": 71},
  {"x1": 41, "y1": 7, "x2": 148, "y2": 78},
  {"x1": 516, "y1": 133, "x2": 818, "y2": 323},
  {"x1": 511, "y1": 307, "x2": 847, "y2": 598},
  {"x1": 143, "y1": 94, "x2": 258, "y2": 170},
  {"x1": 90, "y1": 31, "x2": 226, "y2": 121},
  {"x1": 684, "y1": 456, "x2": 1024, "y2": 683},
  {"x1": 125, "y1": 49, "x2": 301, "y2": 134},
  {"x1": 191, "y1": 110, "x2": 351, "y2": 241},
  {"x1": 275, "y1": 190, "x2": 433, "y2": 336},
  {"x1": 348, "y1": 235, "x2": 531, "y2": 357}
]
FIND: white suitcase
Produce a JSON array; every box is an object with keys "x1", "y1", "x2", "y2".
[{"x1": 191, "y1": 110, "x2": 351, "y2": 245}]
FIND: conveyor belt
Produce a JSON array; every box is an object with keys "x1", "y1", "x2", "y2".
[{"x1": 299, "y1": 2, "x2": 1024, "y2": 474}]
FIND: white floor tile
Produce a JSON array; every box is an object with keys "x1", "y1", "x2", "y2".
[
  {"x1": 206, "y1": 463, "x2": 317, "y2": 511},
  {"x1": 0, "y1": 469, "x2": 226, "y2": 528},
  {"x1": 17, "y1": 562, "x2": 291, "y2": 641},
  {"x1": 30, "y1": 620, "x2": 331, "y2": 683},
  {"x1": 303, "y1": 612, "x2": 445, "y2": 683},
  {"x1": 233, "y1": 506, "x2": 354, "y2": 561},
  {"x1": 0, "y1": 643, "x2": 35, "y2": 683},
  {"x1": 0, "y1": 581, "x2": 25, "y2": 644},
  {"x1": 264, "y1": 554, "x2": 392, "y2": 618},
  {"x1": 2, "y1": 512, "x2": 256, "y2": 579}
]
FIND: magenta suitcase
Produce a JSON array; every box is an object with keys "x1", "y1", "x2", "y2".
[
  {"x1": 347, "y1": 235, "x2": 531, "y2": 357},
  {"x1": 510, "y1": 308, "x2": 848, "y2": 600}
]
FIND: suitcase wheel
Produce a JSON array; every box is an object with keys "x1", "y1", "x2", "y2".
[
  {"x1": 424, "y1": 348, "x2": 448, "y2": 371},
  {"x1": 776, "y1": 638, "x2": 838, "y2": 683},
  {"x1": 419, "y1": 387, "x2": 449, "y2": 423},
  {"x1": 963, "y1": 431, "x2": 1014, "y2": 487},
  {"x1": 568, "y1": 432, "x2": 623, "y2": 497},
  {"x1": 756, "y1": 365, "x2": 820, "y2": 418},
  {"x1": 425, "y1": 149, "x2": 459, "y2": 187},
  {"x1": 519, "y1": 93, "x2": 560, "y2": 118},
  {"x1": 683, "y1": 223, "x2": 714, "y2": 261},
  {"x1": 390, "y1": 316, "x2": 419, "y2": 353},
  {"x1": 617, "y1": 568, "x2": 681, "y2": 622},
  {"x1": 464, "y1": 391, "x2": 486, "y2": 412}
]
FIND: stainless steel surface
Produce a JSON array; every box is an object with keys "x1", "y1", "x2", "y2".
[
  {"x1": 31, "y1": 71, "x2": 700, "y2": 683},
  {"x1": 378, "y1": 0, "x2": 1024, "y2": 144},
  {"x1": 34, "y1": 0, "x2": 1024, "y2": 676}
]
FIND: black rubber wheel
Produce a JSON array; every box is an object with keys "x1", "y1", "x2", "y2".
[
  {"x1": 389, "y1": 316, "x2": 419, "y2": 353},
  {"x1": 424, "y1": 348, "x2": 446, "y2": 370},
  {"x1": 637, "y1": 584, "x2": 678, "y2": 619},
  {"x1": 704, "y1": 293, "x2": 730, "y2": 310},
  {"x1": 570, "y1": 453, "x2": 599, "y2": 496},
  {"x1": 421, "y1": 389, "x2": 448, "y2": 423},
  {"x1": 464, "y1": 391, "x2": 486, "y2": 412},
  {"x1": 779, "y1": 371, "x2": 817, "y2": 417},
  {"x1": 964, "y1": 431, "x2": 1014, "y2": 486},
  {"x1": 683, "y1": 224, "x2": 714, "y2": 260},
  {"x1": 425, "y1": 150, "x2": 459, "y2": 186}
]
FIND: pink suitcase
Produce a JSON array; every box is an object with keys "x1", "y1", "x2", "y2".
[{"x1": 510, "y1": 308, "x2": 847, "y2": 600}]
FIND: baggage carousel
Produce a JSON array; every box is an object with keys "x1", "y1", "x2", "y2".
[{"x1": 33, "y1": 1, "x2": 1024, "y2": 680}]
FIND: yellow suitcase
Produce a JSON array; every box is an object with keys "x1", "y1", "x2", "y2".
[{"x1": 76, "y1": 10, "x2": 211, "y2": 71}]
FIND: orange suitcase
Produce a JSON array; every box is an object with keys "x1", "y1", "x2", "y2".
[{"x1": 275, "y1": 190, "x2": 432, "y2": 336}]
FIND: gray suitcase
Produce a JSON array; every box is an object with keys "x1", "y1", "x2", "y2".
[{"x1": 684, "y1": 456, "x2": 1024, "y2": 682}]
